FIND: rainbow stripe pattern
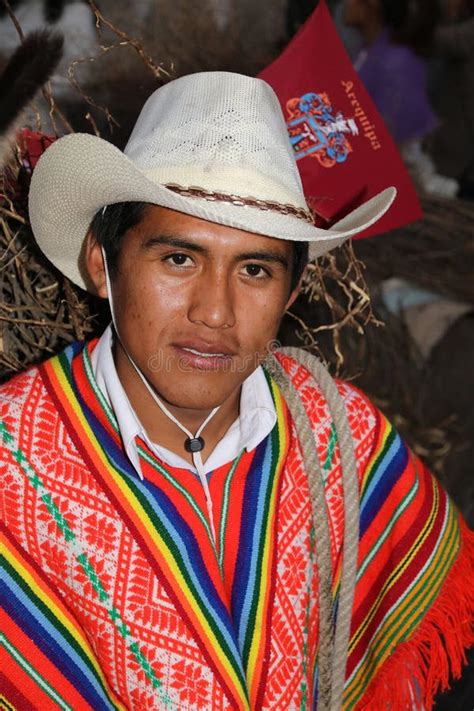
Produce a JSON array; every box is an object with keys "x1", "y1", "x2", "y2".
[
  {"x1": 341, "y1": 410, "x2": 474, "y2": 709},
  {"x1": 1, "y1": 342, "x2": 473, "y2": 710},
  {"x1": 1, "y1": 342, "x2": 290, "y2": 709}
]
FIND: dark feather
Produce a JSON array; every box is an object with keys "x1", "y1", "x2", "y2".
[{"x1": 0, "y1": 30, "x2": 64, "y2": 135}]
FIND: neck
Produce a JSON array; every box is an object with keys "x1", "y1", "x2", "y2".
[{"x1": 113, "y1": 341, "x2": 241, "y2": 465}]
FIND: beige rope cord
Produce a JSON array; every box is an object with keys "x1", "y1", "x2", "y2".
[
  {"x1": 264, "y1": 348, "x2": 360, "y2": 711},
  {"x1": 264, "y1": 352, "x2": 334, "y2": 710}
]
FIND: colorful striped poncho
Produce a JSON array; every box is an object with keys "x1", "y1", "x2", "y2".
[{"x1": 1, "y1": 340, "x2": 473, "y2": 710}]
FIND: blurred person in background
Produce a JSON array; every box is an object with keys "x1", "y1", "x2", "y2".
[
  {"x1": 344, "y1": 0, "x2": 459, "y2": 197},
  {"x1": 431, "y1": 0, "x2": 474, "y2": 198}
]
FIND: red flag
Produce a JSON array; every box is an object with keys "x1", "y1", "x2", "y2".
[{"x1": 258, "y1": 0, "x2": 422, "y2": 238}]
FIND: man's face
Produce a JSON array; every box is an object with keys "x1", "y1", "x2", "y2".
[
  {"x1": 90, "y1": 205, "x2": 301, "y2": 413},
  {"x1": 344, "y1": 0, "x2": 374, "y2": 28}
]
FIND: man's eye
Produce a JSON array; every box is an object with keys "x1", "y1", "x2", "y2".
[
  {"x1": 165, "y1": 253, "x2": 192, "y2": 266},
  {"x1": 243, "y1": 264, "x2": 269, "y2": 278}
]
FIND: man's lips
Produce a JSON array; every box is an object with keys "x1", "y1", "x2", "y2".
[
  {"x1": 172, "y1": 339, "x2": 236, "y2": 371},
  {"x1": 172, "y1": 339, "x2": 236, "y2": 357}
]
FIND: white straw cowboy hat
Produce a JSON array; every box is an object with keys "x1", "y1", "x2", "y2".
[{"x1": 29, "y1": 71, "x2": 396, "y2": 291}]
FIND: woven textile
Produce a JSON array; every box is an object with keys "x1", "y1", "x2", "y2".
[{"x1": 1, "y1": 341, "x2": 473, "y2": 710}]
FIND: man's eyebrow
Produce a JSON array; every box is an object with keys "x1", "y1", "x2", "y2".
[
  {"x1": 143, "y1": 235, "x2": 289, "y2": 269},
  {"x1": 143, "y1": 234, "x2": 208, "y2": 254},
  {"x1": 236, "y1": 251, "x2": 290, "y2": 270}
]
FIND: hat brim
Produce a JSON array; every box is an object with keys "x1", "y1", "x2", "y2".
[{"x1": 28, "y1": 133, "x2": 396, "y2": 291}]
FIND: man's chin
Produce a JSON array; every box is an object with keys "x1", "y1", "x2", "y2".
[
  {"x1": 145, "y1": 357, "x2": 262, "y2": 412},
  {"x1": 150, "y1": 377, "x2": 242, "y2": 413},
  {"x1": 157, "y1": 392, "x2": 234, "y2": 413}
]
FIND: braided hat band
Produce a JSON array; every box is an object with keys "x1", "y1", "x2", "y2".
[{"x1": 165, "y1": 184, "x2": 315, "y2": 224}]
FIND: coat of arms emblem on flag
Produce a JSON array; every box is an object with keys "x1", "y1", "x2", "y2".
[{"x1": 286, "y1": 91, "x2": 359, "y2": 167}]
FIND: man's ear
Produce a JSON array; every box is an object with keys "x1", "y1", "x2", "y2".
[{"x1": 84, "y1": 232, "x2": 108, "y2": 298}]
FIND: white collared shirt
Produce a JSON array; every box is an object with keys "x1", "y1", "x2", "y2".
[{"x1": 90, "y1": 325, "x2": 277, "y2": 479}]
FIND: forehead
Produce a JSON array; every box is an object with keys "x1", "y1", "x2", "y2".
[{"x1": 128, "y1": 204, "x2": 295, "y2": 258}]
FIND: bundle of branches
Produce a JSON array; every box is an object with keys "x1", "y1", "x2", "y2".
[
  {"x1": 278, "y1": 240, "x2": 379, "y2": 378},
  {"x1": 0, "y1": 148, "x2": 107, "y2": 381}
]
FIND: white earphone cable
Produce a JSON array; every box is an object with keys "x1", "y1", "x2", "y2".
[{"x1": 101, "y1": 247, "x2": 219, "y2": 544}]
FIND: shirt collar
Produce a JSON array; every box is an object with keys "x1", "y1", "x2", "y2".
[{"x1": 90, "y1": 325, "x2": 276, "y2": 477}]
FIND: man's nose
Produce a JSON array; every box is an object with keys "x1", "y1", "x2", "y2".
[{"x1": 188, "y1": 271, "x2": 236, "y2": 329}]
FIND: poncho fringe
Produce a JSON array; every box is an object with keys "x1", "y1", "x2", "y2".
[{"x1": 358, "y1": 518, "x2": 474, "y2": 710}]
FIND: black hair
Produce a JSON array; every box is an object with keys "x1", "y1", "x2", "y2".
[
  {"x1": 44, "y1": 0, "x2": 67, "y2": 24},
  {"x1": 379, "y1": 0, "x2": 408, "y2": 32},
  {"x1": 89, "y1": 201, "x2": 309, "y2": 292},
  {"x1": 292, "y1": 240, "x2": 309, "y2": 291},
  {"x1": 379, "y1": 0, "x2": 440, "y2": 55},
  {"x1": 89, "y1": 201, "x2": 147, "y2": 278}
]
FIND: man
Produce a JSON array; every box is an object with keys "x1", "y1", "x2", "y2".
[{"x1": 1, "y1": 72, "x2": 472, "y2": 710}]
